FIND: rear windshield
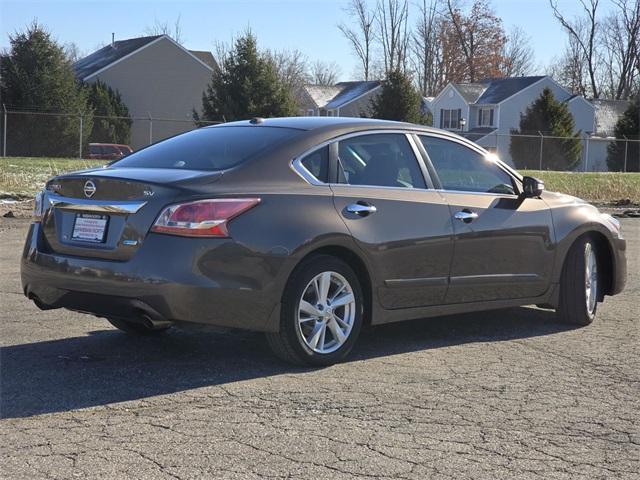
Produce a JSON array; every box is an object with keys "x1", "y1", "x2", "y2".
[{"x1": 112, "y1": 126, "x2": 300, "y2": 170}]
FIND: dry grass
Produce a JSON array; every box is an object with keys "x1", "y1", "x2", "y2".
[
  {"x1": 1, "y1": 157, "x2": 638, "y2": 205},
  {"x1": 523, "y1": 170, "x2": 640, "y2": 204},
  {"x1": 0, "y1": 157, "x2": 104, "y2": 198}
]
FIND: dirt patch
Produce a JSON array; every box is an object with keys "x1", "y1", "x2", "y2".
[{"x1": 0, "y1": 199, "x2": 33, "y2": 219}]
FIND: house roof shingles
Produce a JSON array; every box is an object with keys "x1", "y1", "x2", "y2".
[
  {"x1": 324, "y1": 81, "x2": 381, "y2": 109},
  {"x1": 453, "y1": 83, "x2": 487, "y2": 103},
  {"x1": 452, "y1": 76, "x2": 546, "y2": 105},
  {"x1": 74, "y1": 35, "x2": 162, "y2": 80},
  {"x1": 460, "y1": 127, "x2": 497, "y2": 141},
  {"x1": 591, "y1": 99, "x2": 630, "y2": 136},
  {"x1": 189, "y1": 50, "x2": 217, "y2": 71},
  {"x1": 304, "y1": 85, "x2": 345, "y2": 109},
  {"x1": 475, "y1": 76, "x2": 546, "y2": 104}
]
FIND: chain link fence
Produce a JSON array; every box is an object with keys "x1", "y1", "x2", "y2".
[
  {"x1": 1, "y1": 109, "x2": 638, "y2": 172},
  {"x1": 0, "y1": 109, "x2": 221, "y2": 158},
  {"x1": 478, "y1": 132, "x2": 639, "y2": 173}
]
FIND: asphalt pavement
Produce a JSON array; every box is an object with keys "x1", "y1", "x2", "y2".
[{"x1": 1, "y1": 218, "x2": 638, "y2": 479}]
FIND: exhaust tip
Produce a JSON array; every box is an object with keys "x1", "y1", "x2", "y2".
[{"x1": 140, "y1": 313, "x2": 172, "y2": 330}]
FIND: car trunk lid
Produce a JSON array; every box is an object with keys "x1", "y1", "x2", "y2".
[{"x1": 41, "y1": 167, "x2": 223, "y2": 261}]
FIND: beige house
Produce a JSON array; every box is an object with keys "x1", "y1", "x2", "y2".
[
  {"x1": 297, "y1": 81, "x2": 381, "y2": 118},
  {"x1": 74, "y1": 35, "x2": 216, "y2": 149}
]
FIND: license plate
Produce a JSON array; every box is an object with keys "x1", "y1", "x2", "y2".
[{"x1": 72, "y1": 213, "x2": 108, "y2": 243}]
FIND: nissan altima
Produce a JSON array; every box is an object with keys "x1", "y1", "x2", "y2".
[{"x1": 21, "y1": 117, "x2": 627, "y2": 365}]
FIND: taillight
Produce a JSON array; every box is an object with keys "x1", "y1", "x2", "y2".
[
  {"x1": 33, "y1": 190, "x2": 44, "y2": 222},
  {"x1": 151, "y1": 198, "x2": 260, "y2": 237}
]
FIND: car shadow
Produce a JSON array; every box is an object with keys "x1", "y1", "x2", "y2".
[{"x1": 1, "y1": 306, "x2": 576, "y2": 419}]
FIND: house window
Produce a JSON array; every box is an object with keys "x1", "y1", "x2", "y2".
[
  {"x1": 440, "y1": 109, "x2": 461, "y2": 129},
  {"x1": 307, "y1": 109, "x2": 315, "y2": 116},
  {"x1": 478, "y1": 108, "x2": 494, "y2": 127}
]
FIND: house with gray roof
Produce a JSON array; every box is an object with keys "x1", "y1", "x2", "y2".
[
  {"x1": 297, "y1": 81, "x2": 381, "y2": 118},
  {"x1": 74, "y1": 34, "x2": 216, "y2": 149},
  {"x1": 430, "y1": 76, "x2": 598, "y2": 167}
]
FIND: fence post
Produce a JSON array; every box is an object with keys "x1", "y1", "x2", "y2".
[
  {"x1": 148, "y1": 113, "x2": 153, "y2": 145},
  {"x1": 623, "y1": 135, "x2": 629, "y2": 173},
  {"x1": 584, "y1": 134, "x2": 589, "y2": 172},
  {"x1": 78, "y1": 114, "x2": 83, "y2": 159},
  {"x1": 538, "y1": 131, "x2": 543, "y2": 170},
  {"x1": 2, "y1": 104, "x2": 6, "y2": 157}
]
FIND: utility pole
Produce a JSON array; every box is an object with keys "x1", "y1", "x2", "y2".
[
  {"x1": 623, "y1": 135, "x2": 629, "y2": 172},
  {"x1": 148, "y1": 113, "x2": 153, "y2": 145},
  {"x1": 79, "y1": 114, "x2": 83, "y2": 159},
  {"x1": 538, "y1": 132, "x2": 543, "y2": 170},
  {"x1": 2, "y1": 104, "x2": 7, "y2": 157}
]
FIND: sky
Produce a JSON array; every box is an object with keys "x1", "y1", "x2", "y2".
[{"x1": 0, "y1": 0, "x2": 619, "y2": 81}]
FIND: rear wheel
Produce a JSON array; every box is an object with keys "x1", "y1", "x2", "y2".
[
  {"x1": 106, "y1": 317, "x2": 171, "y2": 335},
  {"x1": 266, "y1": 255, "x2": 363, "y2": 366},
  {"x1": 557, "y1": 236, "x2": 599, "y2": 325}
]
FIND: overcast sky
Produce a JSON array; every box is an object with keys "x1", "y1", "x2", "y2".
[{"x1": 0, "y1": 0, "x2": 620, "y2": 81}]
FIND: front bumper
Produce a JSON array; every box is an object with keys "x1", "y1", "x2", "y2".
[
  {"x1": 21, "y1": 223, "x2": 284, "y2": 332},
  {"x1": 610, "y1": 236, "x2": 627, "y2": 296}
]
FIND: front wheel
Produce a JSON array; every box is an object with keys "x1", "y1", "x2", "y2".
[
  {"x1": 557, "y1": 237, "x2": 599, "y2": 325},
  {"x1": 266, "y1": 255, "x2": 363, "y2": 366}
]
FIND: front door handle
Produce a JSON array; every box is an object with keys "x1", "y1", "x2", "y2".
[
  {"x1": 454, "y1": 210, "x2": 478, "y2": 223},
  {"x1": 346, "y1": 202, "x2": 377, "y2": 216}
]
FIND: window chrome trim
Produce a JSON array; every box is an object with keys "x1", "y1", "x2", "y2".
[
  {"x1": 47, "y1": 193, "x2": 147, "y2": 215},
  {"x1": 291, "y1": 129, "x2": 438, "y2": 189},
  {"x1": 290, "y1": 127, "x2": 524, "y2": 197}
]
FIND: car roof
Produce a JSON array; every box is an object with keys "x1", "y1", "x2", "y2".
[{"x1": 209, "y1": 116, "x2": 441, "y2": 133}]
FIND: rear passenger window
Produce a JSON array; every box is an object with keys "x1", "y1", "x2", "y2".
[
  {"x1": 420, "y1": 136, "x2": 516, "y2": 195},
  {"x1": 300, "y1": 147, "x2": 329, "y2": 183},
  {"x1": 337, "y1": 134, "x2": 426, "y2": 189}
]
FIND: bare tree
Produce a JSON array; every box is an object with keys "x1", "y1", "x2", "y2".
[
  {"x1": 310, "y1": 60, "x2": 341, "y2": 86},
  {"x1": 502, "y1": 26, "x2": 535, "y2": 77},
  {"x1": 411, "y1": 0, "x2": 444, "y2": 96},
  {"x1": 338, "y1": 0, "x2": 377, "y2": 80},
  {"x1": 64, "y1": 42, "x2": 83, "y2": 63},
  {"x1": 376, "y1": 0, "x2": 410, "y2": 73},
  {"x1": 144, "y1": 14, "x2": 185, "y2": 44},
  {"x1": 601, "y1": 0, "x2": 639, "y2": 99},
  {"x1": 549, "y1": 0, "x2": 600, "y2": 98},
  {"x1": 267, "y1": 49, "x2": 309, "y2": 92},
  {"x1": 547, "y1": 31, "x2": 588, "y2": 96}
]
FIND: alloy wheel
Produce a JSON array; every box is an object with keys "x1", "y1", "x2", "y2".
[
  {"x1": 585, "y1": 243, "x2": 598, "y2": 314},
  {"x1": 297, "y1": 271, "x2": 356, "y2": 354}
]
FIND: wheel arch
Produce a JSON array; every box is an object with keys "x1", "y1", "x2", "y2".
[
  {"x1": 559, "y1": 229, "x2": 614, "y2": 298},
  {"x1": 289, "y1": 245, "x2": 374, "y2": 326}
]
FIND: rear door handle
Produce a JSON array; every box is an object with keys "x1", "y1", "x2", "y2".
[
  {"x1": 454, "y1": 210, "x2": 478, "y2": 223},
  {"x1": 346, "y1": 202, "x2": 377, "y2": 216}
]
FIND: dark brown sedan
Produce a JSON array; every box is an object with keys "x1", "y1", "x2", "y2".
[{"x1": 21, "y1": 117, "x2": 627, "y2": 365}]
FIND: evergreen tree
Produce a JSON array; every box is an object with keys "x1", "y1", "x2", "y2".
[
  {"x1": 370, "y1": 70, "x2": 426, "y2": 124},
  {"x1": 195, "y1": 32, "x2": 296, "y2": 123},
  {"x1": 85, "y1": 80, "x2": 132, "y2": 145},
  {"x1": 509, "y1": 88, "x2": 582, "y2": 170},
  {"x1": 606, "y1": 98, "x2": 639, "y2": 172},
  {"x1": 0, "y1": 22, "x2": 92, "y2": 157}
]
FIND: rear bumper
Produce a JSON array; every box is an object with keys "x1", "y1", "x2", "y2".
[{"x1": 21, "y1": 223, "x2": 284, "y2": 332}]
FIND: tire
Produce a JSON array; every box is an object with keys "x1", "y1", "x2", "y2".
[
  {"x1": 557, "y1": 236, "x2": 599, "y2": 326},
  {"x1": 106, "y1": 317, "x2": 171, "y2": 335},
  {"x1": 266, "y1": 255, "x2": 364, "y2": 366}
]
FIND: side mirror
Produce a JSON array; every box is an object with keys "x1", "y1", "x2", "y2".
[{"x1": 522, "y1": 176, "x2": 544, "y2": 198}]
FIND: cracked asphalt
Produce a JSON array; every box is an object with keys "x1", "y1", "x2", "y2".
[{"x1": 1, "y1": 217, "x2": 638, "y2": 479}]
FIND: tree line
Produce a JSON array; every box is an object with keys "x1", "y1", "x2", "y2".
[
  {"x1": 0, "y1": 23, "x2": 131, "y2": 157},
  {"x1": 338, "y1": 0, "x2": 639, "y2": 100}
]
